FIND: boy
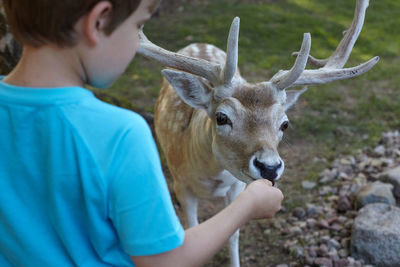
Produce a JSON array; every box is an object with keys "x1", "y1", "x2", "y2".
[{"x1": 0, "y1": 0, "x2": 284, "y2": 266}]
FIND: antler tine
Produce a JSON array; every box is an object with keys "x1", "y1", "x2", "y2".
[
  {"x1": 137, "y1": 28, "x2": 222, "y2": 85},
  {"x1": 276, "y1": 0, "x2": 378, "y2": 88},
  {"x1": 291, "y1": 0, "x2": 369, "y2": 69},
  {"x1": 221, "y1": 17, "x2": 240, "y2": 85},
  {"x1": 271, "y1": 33, "x2": 311, "y2": 90},
  {"x1": 324, "y1": 0, "x2": 369, "y2": 68},
  {"x1": 291, "y1": 56, "x2": 379, "y2": 86},
  {"x1": 291, "y1": 52, "x2": 328, "y2": 68}
]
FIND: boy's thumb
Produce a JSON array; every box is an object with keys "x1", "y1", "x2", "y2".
[{"x1": 260, "y1": 179, "x2": 273, "y2": 187}]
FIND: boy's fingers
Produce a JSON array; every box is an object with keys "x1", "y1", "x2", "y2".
[{"x1": 259, "y1": 179, "x2": 273, "y2": 187}]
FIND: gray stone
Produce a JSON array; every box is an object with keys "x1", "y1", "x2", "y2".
[
  {"x1": 302, "y1": 180, "x2": 317, "y2": 190},
  {"x1": 317, "y1": 244, "x2": 329, "y2": 257},
  {"x1": 351, "y1": 203, "x2": 400, "y2": 266},
  {"x1": 293, "y1": 207, "x2": 307, "y2": 219},
  {"x1": 289, "y1": 245, "x2": 303, "y2": 258},
  {"x1": 338, "y1": 249, "x2": 349, "y2": 258},
  {"x1": 381, "y1": 165, "x2": 400, "y2": 198},
  {"x1": 306, "y1": 218, "x2": 317, "y2": 229},
  {"x1": 319, "y1": 186, "x2": 333, "y2": 196},
  {"x1": 314, "y1": 257, "x2": 333, "y2": 267},
  {"x1": 373, "y1": 145, "x2": 385, "y2": 156},
  {"x1": 319, "y1": 169, "x2": 338, "y2": 184},
  {"x1": 327, "y1": 238, "x2": 340, "y2": 250},
  {"x1": 337, "y1": 195, "x2": 352, "y2": 212},
  {"x1": 289, "y1": 226, "x2": 302, "y2": 235},
  {"x1": 334, "y1": 258, "x2": 349, "y2": 267},
  {"x1": 355, "y1": 181, "x2": 395, "y2": 209},
  {"x1": 370, "y1": 158, "x2": 384, "y2": 168}
]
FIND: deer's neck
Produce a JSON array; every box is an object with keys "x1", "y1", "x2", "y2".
[{"x1": 186, "y1": 109, "x2": 222, "y2": 177}]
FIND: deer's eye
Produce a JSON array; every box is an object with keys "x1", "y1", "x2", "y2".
[
  {"x1": 280, "y1": 121, "x2": 289, "y2": 131},
  {"x1": 216, "y1": 112, "x2": 232, "y2": 126}
]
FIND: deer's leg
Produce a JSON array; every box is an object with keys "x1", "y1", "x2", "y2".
[
  {"x1": 224, "y1": 180, "x2": 246, "y2": 267},
  {"x1": 175, "y1": 183, "x2": 199, "y2": 228}
]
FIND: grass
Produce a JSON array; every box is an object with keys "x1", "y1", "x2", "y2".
[{"x1": 96, "y1": 0, "x2": 400, "y2": 264}]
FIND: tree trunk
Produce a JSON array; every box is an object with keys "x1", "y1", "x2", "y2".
[{"x1": 0, "y1": 5, "x2": 22, "y2": 75}]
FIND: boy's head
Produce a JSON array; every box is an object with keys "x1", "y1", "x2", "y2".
[{"x1": 3, "y1": 0, "x2": 160, "y2": 47}]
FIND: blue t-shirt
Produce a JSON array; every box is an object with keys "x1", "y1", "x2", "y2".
[{"x1": 0, "y1": 79, "x2": 184, "y2": 266}]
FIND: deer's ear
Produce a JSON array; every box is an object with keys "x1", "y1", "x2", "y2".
[
  {"x1": 162, "y1": 69, "x2": 213, "y2": 110},
  {"x1": 283, "y1": 87, "x2": 308, "y2": 111}
]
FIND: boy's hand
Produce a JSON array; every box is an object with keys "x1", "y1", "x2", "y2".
[{"x1": 240, "y1": 179, "x2": 284, "y2": 220}]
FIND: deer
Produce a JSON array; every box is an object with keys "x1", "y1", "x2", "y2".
[{"x1": 137, "y1": 0, "x2": 378, "y2": 266}]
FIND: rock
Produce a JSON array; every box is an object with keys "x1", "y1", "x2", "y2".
[
  {"x1": 327, "y1": 238, "x2": 340, "y2": 250},
  {"x1": 317, "y1": 219, "x2": 330, "y2": 229},
  {"x1": 305, "y1": 256, "x2": 314, "y2": 265},
  {"x1": 306, "y1": 218, "x2": 317, "y2": 229},
  {"x1": 287, "y1": 216, "x2": 298, "y2": 224},
  {"x1": 329, "y1": 223, "x2": 343, "y2": 232},
  {"x1": 319, "y1": 169, "x2": 338, "y2": 184},
  {"x1": 308, "y1": 245, "x2": 318, "y2": 257},
  {"x1": 314, "y1": 257, "x2": 333, "y2": 267},
  {"x1": 380, "y1": 165, "x2": 400, "y2": 198},
  {"x1": 333, "y1": 258, "x2": 349, "y2": 267},
  {"x1": 382, "y1": 157, "x2": 395, "y2": 168},
  {"x1": 263, "y1": 229, "x2": 272, "y2": 235},
  {"x1": 357, "y1": 159, "x2": 370, "y2": 171},
  {"x1": 370, "y1": 158, "x2": 384, "y2": 168},
  {"x1": 327, "y1": 248, "x2": 339, "y2": 262},
  {"x1": 293, "y1": 207, "x2": 307, "y2": 219},
  {"x1": 289, "y1": 226, "x2": 302, "y2": 235},
  {"x1": 381, "y1": 130, "x2": 399, "y2": 146},
  {"x1": 354, "y1": 174, "x2": 367, "y2": 189},
  {"x1": 355, "y1": 181, "x2": 396, "y2": 209},
  {"x1": 295, "y1": 221, "x2": 307, "y2": 228},
  {"x1": 289, "y1": 245, "x2": 303, "y2": 258},
  {"x1": 351, "y1": 203, "x2": 400, "y2": 266},
  {"x1": 281, "y1": 227, "x2": 290, "y2": 235},
  {"x1": 337, "y1": 172, "x2": 350, "y2": 180},
  {"x1": 302, "y1": 180, "x2": 317, "y2": 190},
  {"x1": 337, "y1": 195, "x2": 352, "y2": 212},
  {"x1": 319, "y1": 186, "x2": 333, "y2": 196},
  {"x1": 344, "y1": 219, "x2": 353, "y2": 230},
  {"x1": 373, "y1": 145, "x2": 385, "y2": 156},
  {"x1": 306, "y1": 203, "x2": 323, "y2": 216},
  {"x1": 339, "y1": 157, "x2": 355, "y2": 166},
  {"x1": 338, "y1": 249, "x2": 348, "y2": 258},
  {"x1": 340, "y1": 238, "x2": 351, "y2": 249},
  {"x1": 317, "y1": 244, "x2": 329, "y2": 257}
]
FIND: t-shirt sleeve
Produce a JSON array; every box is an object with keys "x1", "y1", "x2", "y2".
[{"x1": 108, "y1": 115, "x2": 184, "y2": 256}]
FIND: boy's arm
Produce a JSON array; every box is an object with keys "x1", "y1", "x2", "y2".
[{"x1": 131, "y1": 179, "x2": 283, "y2": 267}]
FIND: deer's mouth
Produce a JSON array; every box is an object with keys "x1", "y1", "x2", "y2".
[
  {"x1": 241, "y1": 170, "x2": 278, "y2": 187},
  {"x1": 239, "y1": 170, "x2": 258, "y2": 184}
]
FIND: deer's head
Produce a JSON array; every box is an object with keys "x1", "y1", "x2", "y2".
[{"x1": 138, "y1": 0, "x2": 378, "y2": 184}]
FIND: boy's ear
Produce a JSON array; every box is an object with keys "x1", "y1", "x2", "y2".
[
  {"x1": 283, "y1": 87, "x2": 308, "y2": 111},
  {"x1": 162, "y1": 69, "x2": 213, "y2": 110},
  {"x1": 83, "y1": 1, "x2": 112, "y2": 46}
]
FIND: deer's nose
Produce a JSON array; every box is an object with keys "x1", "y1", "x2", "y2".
[{"x1": 253, "y1": 158, "x2": 282, "y2": 182}]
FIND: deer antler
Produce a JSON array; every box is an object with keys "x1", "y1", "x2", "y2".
[
  {"x1": 272, "y1": 33, "x2": 311, "y2": 90},
  {"x1": 138, "y1": 17, "x2": 240, "y2": 86},
  {"x1": 271, "y1": 0, "x2": 379, "y2": 89}
]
